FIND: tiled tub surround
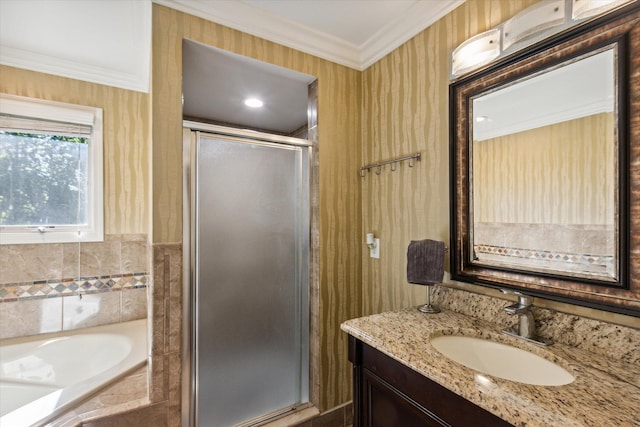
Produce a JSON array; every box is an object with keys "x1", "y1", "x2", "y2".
[
  {"x1": 0, "y1": 234, "x2": 149, "y2": 283},
  {"x1": 46, "y1": 366, "x2": 150, "y2": 427},
  {"x1": 0, "y1": 234, "x2": 152, "y2": 425},
  {"x1": 0, "y1": 234, "x2": 149, "y2": 340},
  {"x1": 341, "y1": 307, "x2": 640, "y2": 426},
  {"x1": 48, "y1": 243, "x2": 182, "y2": 427},
  {"x1": 0, "y1": 273, "x2": 147, "y2": 301},
  {"x1": 0, "y1": 283, "x2": 148, "y2": 340}
]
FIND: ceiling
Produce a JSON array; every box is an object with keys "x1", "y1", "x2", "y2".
[
  {"x1": 155, "y1": 0, "x2": 464, "y2": 70},
  {"x1": 473, "y1": 49, "x2": 614, "y2": 141},
  {"x1": 0, "y1": 0, "x2": 151, "y2": 92},
  {"x1": 1, "y1": 0, "x2": 465, "y2": 132},
  {"x1": 177, "y1": 0, "x2": 463, "y2": 132},
  {"x1": 183, "y1": 40, "x2": 315, "y2": 134}
]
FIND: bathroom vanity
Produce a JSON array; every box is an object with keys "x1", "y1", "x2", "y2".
[
  {"x1": 349, "y1": 336, "x2": 510, "y2": 426},
  {"x1": 341, "y1": 308, "x2": 639, "y2": 427}
]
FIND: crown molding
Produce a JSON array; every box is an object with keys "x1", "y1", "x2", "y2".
[
  {"x1": 153, "y1": 0, "x2": 464, "y2": 71},
  {"x1": 359, "y1": 0, "x2": 465, "y2": 69},
  {"x1": 154, "y1": 0, "x2": 361, "y2": 69},
  {"x1": 475, "y1": 100, "x2": 612, "y2": 141},
  {"x1": 0, "y1": 1, "x2": 151, "y2": 93},
  {"x1": 0, "y1": 46, "x2": 149, "y2": 93}
]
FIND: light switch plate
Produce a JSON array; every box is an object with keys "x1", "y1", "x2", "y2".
[{"x1": 370, "y1": 238, "x2": 380, "y2": 259}]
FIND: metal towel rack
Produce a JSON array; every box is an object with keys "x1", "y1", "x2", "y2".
[{"x1": 359, "y1": 152, "x2": 421, "y2": 177}]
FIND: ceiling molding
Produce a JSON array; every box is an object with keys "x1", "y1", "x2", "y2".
[
  {"x1": 153, "y1": 0, "x2": 464, "y2": 71},
  {"x1": 359, "y1": 0, "x2": 465, "y2": 69},
  {"x1": 475, "y1": 101, "x2": 612, "y2": 142},
  {"x1": 0, "y1": 0, "x2": 151, "y2": 93},
  {"x1": 154, "y1": 0, "x2": 361, "y2": 69},
  {"x1": 0, "y1": 45, "x2": 149, "y2": 93}
]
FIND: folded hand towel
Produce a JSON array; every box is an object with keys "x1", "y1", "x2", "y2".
[{"x1": 407, "y1": 239, "x2": 445, "y2": 285}]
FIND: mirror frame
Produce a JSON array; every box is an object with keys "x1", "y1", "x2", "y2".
[{"x1": 450, "y1": 4, "x2": 640, "y2": 317}]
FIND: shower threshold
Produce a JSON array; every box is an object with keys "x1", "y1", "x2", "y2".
[{"x1": 234, "y1": 402, "x2": 316, "y2": 427}]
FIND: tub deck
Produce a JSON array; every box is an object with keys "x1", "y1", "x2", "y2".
[{"x1": 0, "y1": 319, "x2": 148, "y2": 427}]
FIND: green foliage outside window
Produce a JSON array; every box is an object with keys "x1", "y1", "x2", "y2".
[{"x1": 0, "y1": 131, "x2": 89, "y2": 226}]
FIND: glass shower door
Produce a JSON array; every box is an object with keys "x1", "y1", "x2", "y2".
[{"x1": 191, "y1": 132, "x2": 309, "y2": 426}]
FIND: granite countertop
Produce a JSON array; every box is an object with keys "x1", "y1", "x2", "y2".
[{"x1": 341, "y1": 308, "x2": 640, "y2": 427}]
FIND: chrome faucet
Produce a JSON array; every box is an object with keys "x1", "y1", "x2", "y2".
[{"x1": 501, "y1": 289, "x2": 552, "y2": 346}]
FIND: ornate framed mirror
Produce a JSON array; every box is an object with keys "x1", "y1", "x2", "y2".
[{"x1": 450, "y1": 3, "x2": 639, "y2": 316}]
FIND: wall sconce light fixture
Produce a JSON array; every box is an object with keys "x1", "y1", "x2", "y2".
[
  {"x1": 450, "y1": 0, "x2": 633, "y2": 80},
  {"x1": 451, "y1": 29, "x2": 501, "y2": 78},
  {"x1": 572, "y1": 0, "x2": 632, "y2": 19}
]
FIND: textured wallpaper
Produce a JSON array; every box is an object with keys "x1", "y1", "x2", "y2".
[
  {"x1": 0, "y1": 66, "x2": 151, "y2": 235},
  {"x1": 360, "y1": 0, "x2": 539, "y2": 316},
  {"x1": 474, "y1": 113, "x2": 615, "y2": 225},
  {"x1": 151, "y1": 4, "x2": 362, "y2": 410},
  {"x1": 7, "y1": 0, "x2": 626, "y2": 417}
]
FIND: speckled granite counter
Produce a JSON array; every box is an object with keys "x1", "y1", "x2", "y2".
[{"x1": 341, "y1": 308, "x2": 640, "y2": 427}]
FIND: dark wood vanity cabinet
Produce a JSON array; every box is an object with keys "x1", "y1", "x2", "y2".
[{"x1": 348, "y1": 336, "x2": 512, "y2": 427}]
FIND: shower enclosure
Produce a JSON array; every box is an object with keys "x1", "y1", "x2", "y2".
[{"x1": 182, "y1": 125, "x2": 310, "y2": 426}]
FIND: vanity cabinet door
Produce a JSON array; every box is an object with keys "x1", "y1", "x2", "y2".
[
  {"x1": 349, "y1": 336, "x2": 513, "y2": 427},
  {"x1": 362, "y1": 368, "x2": 448, "y2": 427}
]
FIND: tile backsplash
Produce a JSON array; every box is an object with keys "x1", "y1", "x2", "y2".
[
  {"x1": 432, "y1": 285, "x2": 640, "y2": 364},
  {"x1": 0, "y1": 234, "x2": 149, "y2": 340}
]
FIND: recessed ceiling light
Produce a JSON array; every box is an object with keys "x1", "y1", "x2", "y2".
[
  {"x1": 476, "y1": 115, "x2": 488, "y2": 122},
  {"x1": 244, "y1": 98, "x2": 263, "y2": 108}
]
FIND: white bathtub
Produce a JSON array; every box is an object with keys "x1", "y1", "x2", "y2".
[{"x1": 0, "y1": 319, "x2": 148, "y2": 427}]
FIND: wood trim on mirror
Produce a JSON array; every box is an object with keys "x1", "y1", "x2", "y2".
[{"x1": 450, "y1": 4, "x2": 640, "y2": 317}]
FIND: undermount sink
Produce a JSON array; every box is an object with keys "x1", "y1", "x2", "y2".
[{"x1": 430, "y1": 335, "x2": 574, "y2": 386}]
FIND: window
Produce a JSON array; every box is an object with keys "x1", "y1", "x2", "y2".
[{"x1": 0, "y1": 94, "x2": 103, "y2": 244}]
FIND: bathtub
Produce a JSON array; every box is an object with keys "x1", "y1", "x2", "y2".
[{"x1": 0, "y1": 319, "x2": 147, "y2": 427}]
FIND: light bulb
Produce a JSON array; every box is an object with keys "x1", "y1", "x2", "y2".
[{"x1": 244, "y1": 98, "x2": 263, "y2": 108}]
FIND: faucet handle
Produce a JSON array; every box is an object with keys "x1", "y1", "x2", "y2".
[
  {"x1": 500, "y1": 288, "x2": 533, "y2": 307},
  {"x1": 500, "y1": 289, "x2": 551, "y2": 346}
]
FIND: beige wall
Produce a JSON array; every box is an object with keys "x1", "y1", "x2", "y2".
[
  {"x1": 360, "y1": 0, "x2": 539, "y2": 315},
  {"x1": 0, "y1": 66, "x2": 151, "y2": 235},
  {"x1": 474, "y1": 113, "x2": 615, "y2": 225},
  {"x1": 0, "y1": 67, "x2": 151, "y2": 363},
  {"x1": 4, "y1": 0, "x2": 634, "y2": 420},
  {"x1": 360, "y1": 0, "x2": 635, "y2": 326},
  {"x1": 151, "y1": 5, "x2": 362, "y2": 410}
]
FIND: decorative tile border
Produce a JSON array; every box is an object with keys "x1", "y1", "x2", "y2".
[{"x1": 0, "y1": 273, "x2": 148, "y2": 302}]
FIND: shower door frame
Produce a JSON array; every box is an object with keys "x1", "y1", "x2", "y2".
[{"x1": 181, "y1": 122, "x2": 314, "y2": 427}]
